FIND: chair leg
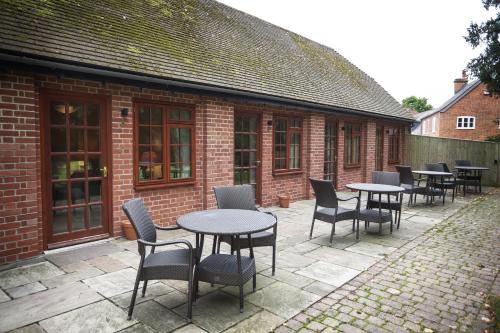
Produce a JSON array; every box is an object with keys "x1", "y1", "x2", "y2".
[
  {"x1": 187, "y1": 269, "x2": 193, "y2": 322},
  {"x1": 141, "y1": 280, "x2": 148, "y2": 297},
  {"x1": 397, "y1": 208, "x2": 402, "y2": 229},
  {"x1": 452, "y1": 187, "x2": 455, "y2": 203},
  {"x1": 356, "y1": 219, "x2": 360, "y2": 240},
  {"x1": 217, "y1": 238, "x2": 221, "y2": 254},
  {"x1": 309, "y1": 217, "x2": 315, "y2": 239},
  {"x1": 271, "y1": 244, "x2": 276, "y2": 276},
  {"x1": 329, "y1": 223, "x2": 335, "y2": 245},
  {"x1": 128, "y1": 270, "x2": 142, "y2": 320},
  {"x1": 253, "y1": 273, "x2": 257, "y2": 292},
  {"x1": 378, "y1": 222, "x2": 382, "y2": 235}
]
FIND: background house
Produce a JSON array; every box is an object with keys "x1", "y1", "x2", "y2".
[
  {"x1": 0, "y1": 0, "x2": 412, "y2": 264},
  {"x1": 415, "y1": 72, "x2": 500, "y2": 140}
]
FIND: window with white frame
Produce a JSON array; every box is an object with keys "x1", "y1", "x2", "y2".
[
  {"x1": 431, "y1": 117, "x2": 436, "y2": 133},
  {"x1": 457, "y1": 116, "x2": 475, "y2": 129}
]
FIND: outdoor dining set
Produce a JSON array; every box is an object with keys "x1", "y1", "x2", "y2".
[{"x1": 120, "y1": 160, "x2": 488, "y2": 322}]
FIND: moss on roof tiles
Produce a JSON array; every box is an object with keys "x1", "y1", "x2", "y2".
[{"x1": 0, "y1": 0, "x2": 412, "y2": 120}]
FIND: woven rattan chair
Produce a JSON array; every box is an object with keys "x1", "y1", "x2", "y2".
[
  {"x1": 395, "y1": 165, "x2": 429, "y2": 206},
  {"x1": 309, "y1": 178, "x2": 360, "y2": 244},
  {"x1": 367, "y1": 171, "x2": 404, "y2": 229},
  {"x1": 455, "y1": 160, "x2": 481, "y2": 194},
  {"x1": 425, "y1": 163, "x2": 455, "y2": 203},
  {"x1": 122, "y1": 199, "x2": 194, "y2": 321},
  {"x1": 213, "y1": 185, "x2": 277, "y2": 275}
]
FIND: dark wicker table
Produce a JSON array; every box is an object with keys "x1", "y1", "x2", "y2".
[
  {"x1": 177, "y1": 209, "x2": 276, "y2": 312},
  {"x1": 346, "y1": 183, "x2": 405, "y2": 235}
]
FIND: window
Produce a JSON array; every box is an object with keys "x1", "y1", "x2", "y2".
[
  {"x1": 273, "y1": 117, "x2": 302, "y2": 172},
  {"x1": 135, "y1": 102, "x2": 195, "y2": 188},
  {"x1": 388, "y1": 128, "x2": 400, "y2": 164},
  {"x1": 344, "y1": 123, "x2": 361, "y2": 167},
  {"x1": 457, "y1": 116, "x2": 475, "y2": 129},
  {"x1": 431, "y1": 117, "x2": 436, "y2": 133}
]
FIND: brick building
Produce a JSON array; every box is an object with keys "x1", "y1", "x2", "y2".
[
  {"x1": 417, "y1": 72, "x2": 500, "y2": 140},
  {"x1": 0, "y1": 0, "x2": 412, "y2": 263}
]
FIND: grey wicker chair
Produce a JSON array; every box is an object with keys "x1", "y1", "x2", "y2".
[
  {"x1": 309, "y1": 178, "x2": 360, "y2": 244},
  {"x1": 213, "y1": 185, "x2": 277, "y2": 275},
  {"x1": 425, "y1": 163, "x2": 455, "y2": 203},
  {"x1": 455, "y1": 160, "x2": 481, "y2": 194},
  {"x1": 367, "y1": 171, "x2": 404, "y2": 229},
  {"x1": 122, "y1": 199, "x2": 194, "y2": 321},
  {"x1": 395, "y1": 165, "x2": 429, "y2": 206}
]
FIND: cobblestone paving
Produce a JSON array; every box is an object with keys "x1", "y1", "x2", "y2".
[{"x1": 275, "y1": 189, "x2": 500, "y2": 333}]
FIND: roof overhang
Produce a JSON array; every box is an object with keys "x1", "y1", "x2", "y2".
[{"x1": 0, "y1": 51, "x2": 413, "y2": 123}]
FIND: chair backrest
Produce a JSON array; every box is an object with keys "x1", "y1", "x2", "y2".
[
  {"x1": 455, "y1": 160, "x2": 471, "y2": 166},
  {"x1": 213, "y1": 185, "x2": 257, "y2": 211},
  {"x1": 395, "y1": 165, "x2": 414, "y2": 185},
  {"x1": 122, "y1": 198, "x2": 156, "y2": 243},
  {"x1": 438, "y1": 162, "x2": 451, "y2": 172},
  {"x1": 424, "y1": 163, "x2": 444, "y2": 172},
  {"x1": 372, "y1": 171, "x2": 400, "y2": 186},
  {"x1": 309, "y1": 178, "x2": 338, "y2": 208}
]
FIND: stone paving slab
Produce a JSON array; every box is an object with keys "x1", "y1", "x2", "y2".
[
  {"x1": 296, "y1": 261, "x2": 360, "y2": 287},
  {"x1": 0, "y1": 282, "x2": 102, "y2": 332},
  {"x1": 39, "y1": 300, "x2": 135, "y2": 333},
  {"x1": 245, "y1": 282, "x2": 320, "y2": 319},
  {"x1": 82, "y1": 267, "x2": 143, "y2": 297},
  {"x1": 174, "y1": 291, "x2": 260, "y2": 333},
  {"x1": 275, "y1": 189, "x2": 500, "y2": 333},
  {"x1": 5, "y1": 282, "x2": 46, "y2": 299},
  {"x1": 0, "y1": 262, "x2": 64, "y2": 289}
]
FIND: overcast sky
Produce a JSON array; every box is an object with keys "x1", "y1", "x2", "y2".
[{"x1": 217, "y1": 0, "x2": 493, "y2": 108}]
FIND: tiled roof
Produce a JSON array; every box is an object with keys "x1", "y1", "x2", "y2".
[
  {"x1": 418, "y1": 80, "x2": 482, "y2": 121},
  {"x1": 0, "y1": 0, "x2": 412, "y2": 120}
]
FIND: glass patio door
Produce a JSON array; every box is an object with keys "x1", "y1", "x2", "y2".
[
  {"x1": 43, "y1": 92, "x2": 110, "y2": 248},
  {"x1": 324, "y1": 120, "x2": 338, "y2": 186},
  {"x1": 234, "y1": 113, "x2": 261, "y2": 203}
]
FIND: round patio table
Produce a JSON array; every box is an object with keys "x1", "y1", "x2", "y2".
[
  {"x1": 346, "y1": 183, "x2": 404, "y2": 236},
  {"x1": 177, "y1": 209, "x2": 276, "y2": 312}
]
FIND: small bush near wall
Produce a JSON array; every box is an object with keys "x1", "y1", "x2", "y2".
[{"x1": 485, "y1": 134, "x2": 500, "y2": 143}]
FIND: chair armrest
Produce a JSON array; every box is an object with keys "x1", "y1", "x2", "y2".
[
  {"x1": 155, "y1": 225, "x2": 180, "y2": 231},
  {"x1": 138, "y1": 238, "x2": 193, "y2": 250},
  {"x1": 338, "y1": 196, "x2": 359, "y2": 202}
]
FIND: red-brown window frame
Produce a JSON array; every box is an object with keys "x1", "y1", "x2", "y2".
[
  {"x1": 344, "y1": 122, "x2": 362, "y2": 168},
  {"x1": 133, "y1": 100, "x2": 196, "y2": 190},
  {"x1": 388, "y1": 127, "x2": 400, "y2": 164},
  {"x1": 272, "y1": 116, "x2": 303, "y2": 175},
  {"x1": 324, "y1": 120, "x2": 338, "y2": 183}
]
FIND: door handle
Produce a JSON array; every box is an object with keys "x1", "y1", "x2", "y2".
[{"x1": 100, "y1": 166, "x2": 108, "y2": 177}]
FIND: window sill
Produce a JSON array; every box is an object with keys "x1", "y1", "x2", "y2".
[
  {"x1": 344, "y1": 164, "x2": 361, "y2": 170},
  {"x1": 134, "y1": 180, "x2": 196, "y2": 191},
  {"x1": 272, "y1": 169, "x2": 303, "y2": 177}
]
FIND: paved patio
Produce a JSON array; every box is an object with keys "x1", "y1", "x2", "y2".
[{"x1": 0, "y1": 190, "x2": 490, "y2": 333}]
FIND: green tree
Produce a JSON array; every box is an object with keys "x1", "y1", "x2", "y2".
[
  {"x1": 401, "y1": 96, "x2": 433, "y2": 113},
  {"x1": 465, "y1": 0, "x2": 500, "y2": 96}
]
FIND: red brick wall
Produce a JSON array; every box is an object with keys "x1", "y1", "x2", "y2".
[
  {"x1": 0, "y1": 73, "x2": 41, "y2": 263},
  {"x1": 0, "y1": 69, "x2": 409, "y2": 264},
  {"x1": 437, "y1": 83, "x2": 500, "y2": 141}
]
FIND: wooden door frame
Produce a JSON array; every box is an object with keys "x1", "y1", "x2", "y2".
[
  {"x1": 375, "y1": 125, "x2": 384, "y2": 171},
  {"x1": 324, "y1": 119, "x2": 339, "y2": 188},
  {"x1": 234, "y1": 110, "x2": 263, "y2": 204},
  {"x1": 39, "y1": 88, "x2": 113, "y2": 250}
]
